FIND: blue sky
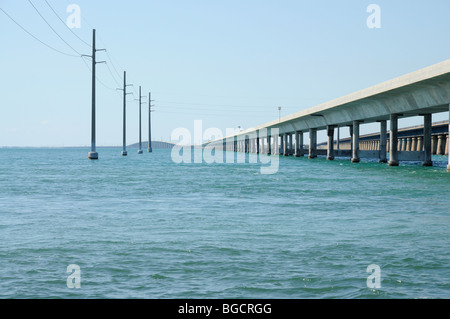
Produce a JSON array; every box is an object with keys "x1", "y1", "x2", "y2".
[{"x1": 1, "y1": 0, "x2": 449, "y2": 147}]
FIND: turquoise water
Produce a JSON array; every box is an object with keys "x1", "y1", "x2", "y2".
[{"x1": 0, "y1": 148, "x2": 449, "y2": 299}]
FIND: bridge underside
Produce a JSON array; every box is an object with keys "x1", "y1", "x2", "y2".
[{"x1": 207, "y1": 60, "x2": 450, "y2": 172}]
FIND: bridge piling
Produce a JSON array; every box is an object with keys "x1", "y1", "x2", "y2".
[
  {"x1": 309, "y1": 129, "x2": 317, "y2": 159},
  {"x1": 379, "y1": 120, "x2": 388, "y2": 163},
  {"x1": 389, "y1": 114, "x2": 399, "y2": 166},
  {"x1": 423, "y1": 114, "x2": 433, "y2": 166},
  {"x1": 295, "y1": 131, "x2": 304, "y2": 157},
  {"x1": 283, "y1": 134, "x2": 289, "y2": 156},
  {"x1": 448, "y1": 105, "x2": 450, "y2": 172},
  {"x1": 327, "y1": 125, "x2": 335, "y2": 161},
  {"x1": 437, "y1": 135, "x2": 445, "y2": 155},
  {"x1": 351, "y1": 121, "x2": 360, "y2": 163}
]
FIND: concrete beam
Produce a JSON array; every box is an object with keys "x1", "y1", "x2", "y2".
[
  {"x1": 256, "y1": 131, "x2": 260, "y2": 154},
  {"x1": 351, "y1": 121, "x2": 360, "y2": 163},
  {"x1": 327, "y1": 125, "x2": 335, "y2": 161},
  {"x1": 448, "y1": 105, "x2": 450, "y2": 172},
  {"x1": 423, "y1": 114, "x2": 433, "y2": 166},
  {"x1": 398, "y1": 151, "x2": 426, "y2": 162},
  {"x1": 379, "y1": 120, "x2": 388, "y2": 163},
  {"x1": 389, "y1": 114, "x2": 399, "y2": 166},
  {"x1": 283, "y1": 134, "x2": 289, "y2": 156},
  {"x1": 309, "y1": 128, "x2": 317, "y2": 159}
]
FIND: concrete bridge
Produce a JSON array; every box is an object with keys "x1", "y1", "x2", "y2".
[
  {"x1": 207, "y1": 59, "x2": 450, "y2": 172},
  {"x1": 317, "y1": 120, "x2": 449, "y2": 156}
]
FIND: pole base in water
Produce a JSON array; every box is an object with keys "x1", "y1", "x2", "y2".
[
  {"x1": 388, "y1": 161, "x2": 399, "y2": 166},
  {"x1": 88, "y1": 152, "x2": 98, "y2": 160},
  {"x1": 422, "y1": 161, "x2": 433, "y2": 167},
  {"x1": 121, "y1": 151, "x2": 128, "y2": 156},
  {"x1": 148, "y1": 148, "x2": 152, "y2": 153},
  {"x1": 447, "y1": 165, "x2": 450, "y2": 172},
  {"x1": 351, "y1": 158, "x2": 360, "y2": 163},
  {"x1": 137, "y1": 149, "x2": 143, "y2": 154}
]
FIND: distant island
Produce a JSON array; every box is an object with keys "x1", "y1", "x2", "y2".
[{"x1": 127, "y1": 141, "x2": 175, "y2": 149}]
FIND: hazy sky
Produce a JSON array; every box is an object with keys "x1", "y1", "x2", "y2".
[{"x1": 1, "y1": 0, "x2": 449, "y2": 147}]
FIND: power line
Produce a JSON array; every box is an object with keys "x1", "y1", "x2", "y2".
[
  {"x1": 105, "y1": 61, "x2": 121, "y2": 88},
  {"x1": 27, "y1": 0, "x2": 82, "y2": 56},
  {"x1": 80, "y1": 56, "x2": 121, "y2": 93},
  {"x1": 105, "y1": 50, "x2": 124, "y2": 81},
  {"x1": 43, "y1": 0, "x2": 91, "y2": 47},
  {"x1": 158, "y1": 105, "x2": 280, "y2": 113},
  {"x1": 157, "y1": 100, "x2": 297, "y2": 110},
  {"x1": 0, "y1": 7, "x2": 79, "y2": 58},
  {"x1": 156, "y1": 110, "x2": 276, "y2": 118},
  {"x1": 62, "y1": 0, "x2": 133, "y2": 97}
]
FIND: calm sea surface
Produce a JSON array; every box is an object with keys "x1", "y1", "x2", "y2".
[{"x1": 0, "y1": 148, "x2": 449, "y2": 299}]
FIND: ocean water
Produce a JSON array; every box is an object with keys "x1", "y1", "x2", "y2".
[{"x1": 0, "y1": 147, "x2": 449, "y2": 299}]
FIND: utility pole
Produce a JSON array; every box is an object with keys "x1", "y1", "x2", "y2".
[
  {"x1": 278, "y1": 106, "x2": 282, "y2": 123},
  {"x1": 137, "y1": 86, "x2": 147, "y2": 154},
  {"x1": 148, "y1": 92, "x2": 155, "y2": 153},
  {"x1": 117, "y1": 71, "x2": 133, "y2": 156},
  {"x1": 83, "y1": 29, "x2": 105, "y2": 160}
]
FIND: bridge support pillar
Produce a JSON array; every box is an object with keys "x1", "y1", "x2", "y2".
[
  {"x1": 336, "y1": 126, "x2": 340, "y2": 150},
  {"x1": 327, "y1": 125, "x2": 335, "y2": 161},
  {"x1": 295, "y1": 131, "x2": 304, "y2": 157},
  {"x1": 411, "y1": 137, "x2": 417, "y2": 152},
  {"x1": 351, "y1": 121, "x2": 360, "y2": 163},
  {"x1": 290, "y1": 133, "x2": 294, "y2": 155},
  {"x1": 279, "y1": 134, "x2": 284, "y2": 156},
  {"x1": 256, "y1": 131, "x2": 260, "y2": 154},
  {"x1": 447, "y1": 105, "x2": 450, "y2": 172},
  {"x1": 309, "y1": 128, "x2": 317, "y2": 159},
  {"x1": 348, "y1": 125, "x2": 353, "y2": 155},
  {"x1": 431, "y1": 135, "x2": 438, "y2": 155},
  {"x1": 437, "y1": 134, "x2": 445, "y2": 155},
  {"x1": 389, "y1": 114, "x2": 399, "y2": 166},
  {"x1": 267, "y1": 134, "x2": 272, "y2": 155},
  {"x1": 423, "y1": 114, "x2": 433, "y2": 166},
  {"x1": 283, "y1": 134, "x2": 289, "y2": 156},
  {"x1": 245, "y1": 136, "x2": 249, "y2": 153},
  {"x1": 445, "y1": 134, "x2": 449, "y2": 156},
  {"x1": 289, "y1": 133, "x2": 294, "y2": 155},
  {"x1": 417, "y1": 136, "x2": 423, "y2": 151},
  {"x1": 274, "y1": 134, "x2": 279, "y2": 155},
  {"x1": 379, "y1": 120, "x2": 388, "y2": 163}
]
